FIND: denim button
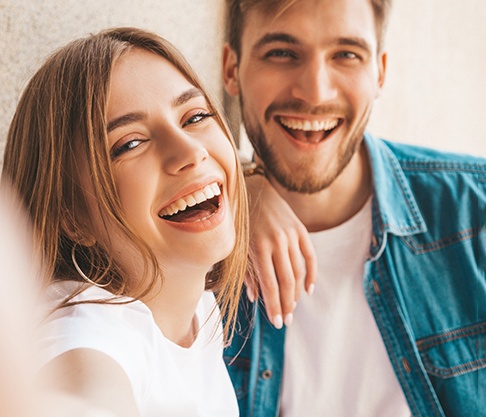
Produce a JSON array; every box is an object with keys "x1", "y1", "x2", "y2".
[
  {"x1": 402, "y1": 358, "x2": 412, "y2": 373},
  {"x1": 262, "y1": 369, "x2": 273, "y2": 379},
  {"x1": 372, "y1": 280, "x2": 381, "y2": 295},
  {"x1": 371, "y1": 234, "x2": 378, "y2": 246}
]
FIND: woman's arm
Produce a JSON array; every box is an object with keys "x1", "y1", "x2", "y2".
[
  {"x1": 245, "y1": 173, "x2": 317, "y2": 329},
  {"x1": 39, "y1": 348, "x2": 141, "y2": 417}
]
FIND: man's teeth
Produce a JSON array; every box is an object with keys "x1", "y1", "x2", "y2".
[
  {"x1": 279, "y1": 117, "x2": 339, "y2": 132},
  {"x1": 159, "y1": 182, "x2": 221, "y2": 217}
]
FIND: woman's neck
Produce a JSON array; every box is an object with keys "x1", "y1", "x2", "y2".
[{"x1": 141, "y1": 267, "x2": 208, "y2": 348}]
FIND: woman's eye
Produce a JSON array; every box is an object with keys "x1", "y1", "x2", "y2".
[
  {"x1": 183, "y1": 111, "x2": 215, "y2": 127},
  {"x1": 110, "y1": 138, "x2": 146, "y2": 159}
]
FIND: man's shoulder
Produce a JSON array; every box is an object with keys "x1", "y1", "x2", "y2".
[
  {"x1": 366, "y1": 133, "x2": 485, "y2": 229},
  {"x1": 367, "y1": 134, "x2": 486, "y2": 174}
]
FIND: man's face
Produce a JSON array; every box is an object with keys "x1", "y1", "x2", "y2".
[{"x1": 223, "y1": 0, "x2": 386, "y2": 193}]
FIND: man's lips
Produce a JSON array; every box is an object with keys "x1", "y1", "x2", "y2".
[
  {"x1": 277, "y1": 116, "x2": 342, "y2": 144},
  {"x1": 158, "y1": 182, "x2": 222, "y2": 223}
]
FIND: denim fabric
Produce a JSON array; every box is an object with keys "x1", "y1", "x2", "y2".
[{"x1": 224, "y1": 133, "x2": 486, "y2": 417}]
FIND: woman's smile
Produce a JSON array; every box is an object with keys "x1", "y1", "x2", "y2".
[{"x1": 158, "y1": 181, "x2": 227, "y2": 232}]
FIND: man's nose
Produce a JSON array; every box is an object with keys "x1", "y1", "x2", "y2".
[{"x1": 291, "y1": 56, "x2": 338, "y2": 105}]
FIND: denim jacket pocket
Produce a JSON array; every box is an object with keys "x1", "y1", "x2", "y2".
[
  {"x1": 417, "y1": 321, "x2": 486, "y2": 378},
  {"x1": 416, "y1": 322, "x2": 486, "y2": 416}
]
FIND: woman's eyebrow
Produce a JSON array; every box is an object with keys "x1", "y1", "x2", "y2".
[
  {"x1": 107, "y1": 112, "x2": 145, "y2": 133},
  {"x1": 107, "y1": 88, "x2": 204, "y2": 133},
  {"x1": 171, "y1": 87, "x2": 204, "y2": 108}
]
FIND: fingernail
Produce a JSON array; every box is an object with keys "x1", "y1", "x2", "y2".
[
  {"x1": 246, "y1": 287, "x2": 255, "y2": 302},
  {"x1": 284, "y1": 313, "x2": 293, "y2": 327},
  {"x1": 273, "y1": 314, "x2": 283, "y2": 329},
  {"x1": 308, "y1": 284, "x2": 315, "y2": 296}
]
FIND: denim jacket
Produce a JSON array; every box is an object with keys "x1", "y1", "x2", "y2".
[{"x1": 224, "y1": 133, "x2": 486, "y2": 417}]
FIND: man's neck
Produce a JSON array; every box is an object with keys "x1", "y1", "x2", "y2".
[{"x1": 272, "y1": 144, "x2": 372, "y2": 232}]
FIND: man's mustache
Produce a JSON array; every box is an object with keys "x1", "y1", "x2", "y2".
[{"x1": 264, "y1": 101, "x2": 350, "y2": 123}]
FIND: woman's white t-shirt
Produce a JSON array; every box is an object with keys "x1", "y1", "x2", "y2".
[{"x1": 39, "y1": 281, "x2": 239, "y2": 417}]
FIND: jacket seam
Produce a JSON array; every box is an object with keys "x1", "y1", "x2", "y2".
[
  {"x1": 249, "y1": 306, "x2": 265, "y2": 417},
  {"x1": 372, "y1": 260, "x2": 420, "y2": 417},
  {"x1": 417, "y1": 321, "x2": 486, "y2": 350},
  {"x1": 385, "y1": 145, "x2": 424, "y2": 228},
  {"x1": 402, "y1": 227, "x2": 482, "y2": 254},
  {"x1": 376, "y1": 259, "x2": 443, "y2": 417},
  {"x1": 422, "y1": 357, "x2": 486, "y2": 378},
  {"x1": 400, "y1": 162, "x2": 486, "y2": 174}
]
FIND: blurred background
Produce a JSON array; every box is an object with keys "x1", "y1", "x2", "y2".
[{"x1": 1, "y1": 0, "x2": 485, "y2": 162}]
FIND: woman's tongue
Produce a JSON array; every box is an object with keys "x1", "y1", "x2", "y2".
[{"x1": 165, "y1": 199, "x2": 217, "y2": 223}]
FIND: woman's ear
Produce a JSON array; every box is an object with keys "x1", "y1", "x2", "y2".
[{"x1": 222, "y1": 43, "x2": 240, "y2": 97}]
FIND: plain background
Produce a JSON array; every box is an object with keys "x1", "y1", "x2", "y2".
[{"x1": 1, "y1": 0, "x2": 485, "y2": 162}]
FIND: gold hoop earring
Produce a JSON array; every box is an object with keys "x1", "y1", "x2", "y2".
[{"x1": 71, "y1": 242, "x2": 110, "y2": 288}]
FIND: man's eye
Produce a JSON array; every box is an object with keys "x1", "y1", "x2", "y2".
[
  {"x1": 183, "y1": 111, "x2": 215, "y2": 127},
  {"x1": 110, "y1": 138, "x2": 146, "y2": 159},
  {"x1": 335, "y1": 51, "x2": 360, "y2": 60},
  {"x1": 264, "y1": 49, "x2": 296, "y2": 60}
]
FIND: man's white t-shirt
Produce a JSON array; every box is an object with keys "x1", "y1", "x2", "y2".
[
  {"x1": 39, "y1": 281, "x2": 239, "y2": 417},
  {"x1": 280, "y1": 198, "x2": 411, "y2": 417}
]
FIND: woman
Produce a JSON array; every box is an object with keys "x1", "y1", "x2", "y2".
[{"x1": 2, "y1": 27, "x2": 248, "y2": 417}]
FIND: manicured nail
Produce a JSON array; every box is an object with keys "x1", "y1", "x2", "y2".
[
  {"x1": 246, "y1": 287, "x2": 255, "y2": 302},
  {"x1": 273, "y1": 314, "x2": 283, "y2": 329},
  {"x1": 284, "y1": 313, "x2": 293, "y2": 327},
  {"x1": 308, "y1": 284, "x2": 315, "y2": 296}
]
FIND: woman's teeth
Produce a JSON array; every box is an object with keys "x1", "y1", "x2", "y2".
[{"x1": 159, "y1": 182, "x2": 221, "y2": 217}]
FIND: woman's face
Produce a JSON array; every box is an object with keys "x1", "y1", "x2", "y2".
[{"x1": 95, "y1": 48, "x2": 237, "y2": 277}]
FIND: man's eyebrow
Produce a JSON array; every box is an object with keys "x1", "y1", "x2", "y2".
[
  {"x1": 171, "y1": 87, "x2": 205, "y2": 108},
  {"x1": 252, "y1": 33, "x2": 372, "y2": 54},
  {"x1": 335, "y1": 37, "x2": 372, "y2": 53},
  {"x1": 253, "y1": 32, "x2": 300, "y2": 50},
  {"x1": 107, "y1": 112, "x2": 145, "y2": 133}
]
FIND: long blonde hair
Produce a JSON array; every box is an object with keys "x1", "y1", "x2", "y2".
[{"x1": 2, "y1": 27, "x2": 248, "y2": 343}]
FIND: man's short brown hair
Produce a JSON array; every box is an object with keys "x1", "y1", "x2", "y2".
[{"x1": 226, "y1": 0, "x2": 393, "y2": 58}]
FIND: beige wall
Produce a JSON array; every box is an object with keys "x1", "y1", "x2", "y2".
[
  {"x1": 369, "y1": 0, "x2": 486, "y2": 156},
  {"x1": 1, "y1": 0, "x2": 485, "y2": 161},
  {"x1": 0, "y1": 0, "x2": 225, "y2": 162}
]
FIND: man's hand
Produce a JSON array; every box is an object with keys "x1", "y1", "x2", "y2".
[{"x1": 245, "y1": 174, "x2": 317, "y2": 329}]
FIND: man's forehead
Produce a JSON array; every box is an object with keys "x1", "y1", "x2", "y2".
[{"x1": 239, "y1": 0, "x2": 378, "y2": 51}]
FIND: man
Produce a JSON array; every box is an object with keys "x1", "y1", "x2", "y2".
[{"x1": 222, "y1": 0, "x2": 486, "y2": 416}]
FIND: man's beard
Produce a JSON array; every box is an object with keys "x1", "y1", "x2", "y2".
[{"x1": 241, "y1": 98, "x2": 371, "y2": 194}]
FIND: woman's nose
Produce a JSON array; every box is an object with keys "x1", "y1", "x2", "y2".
[{"x1": 162, "y1": 131, "x2": 209, "y2": 174}]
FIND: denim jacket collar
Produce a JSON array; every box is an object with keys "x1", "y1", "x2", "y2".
[{"x1": 364, "y1": 133, "x2": 427, "y2": 259}]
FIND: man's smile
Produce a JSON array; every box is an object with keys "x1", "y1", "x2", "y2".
[{"x1": 277, "y1": 116, "x2": 342, "y2": 144}]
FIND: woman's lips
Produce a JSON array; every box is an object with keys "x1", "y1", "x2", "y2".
[
  {"x1": 158, "y1": 182, "x2": 221, "y2": 220},
  {"x1": 158, "y1": 182, "x2": 226, "y2": 232}
]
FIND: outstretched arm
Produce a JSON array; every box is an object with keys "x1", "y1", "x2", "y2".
[
  {"x1": 244, "y1": 171, "x2": 317, "y2": 329},
  {"x1": 0, "y1": 187, "x2": 127, "y2": 417}
]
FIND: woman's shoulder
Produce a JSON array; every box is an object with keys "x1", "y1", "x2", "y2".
[{"x1": 45, "y1": 281, "x2": 151, "y2": 321}]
